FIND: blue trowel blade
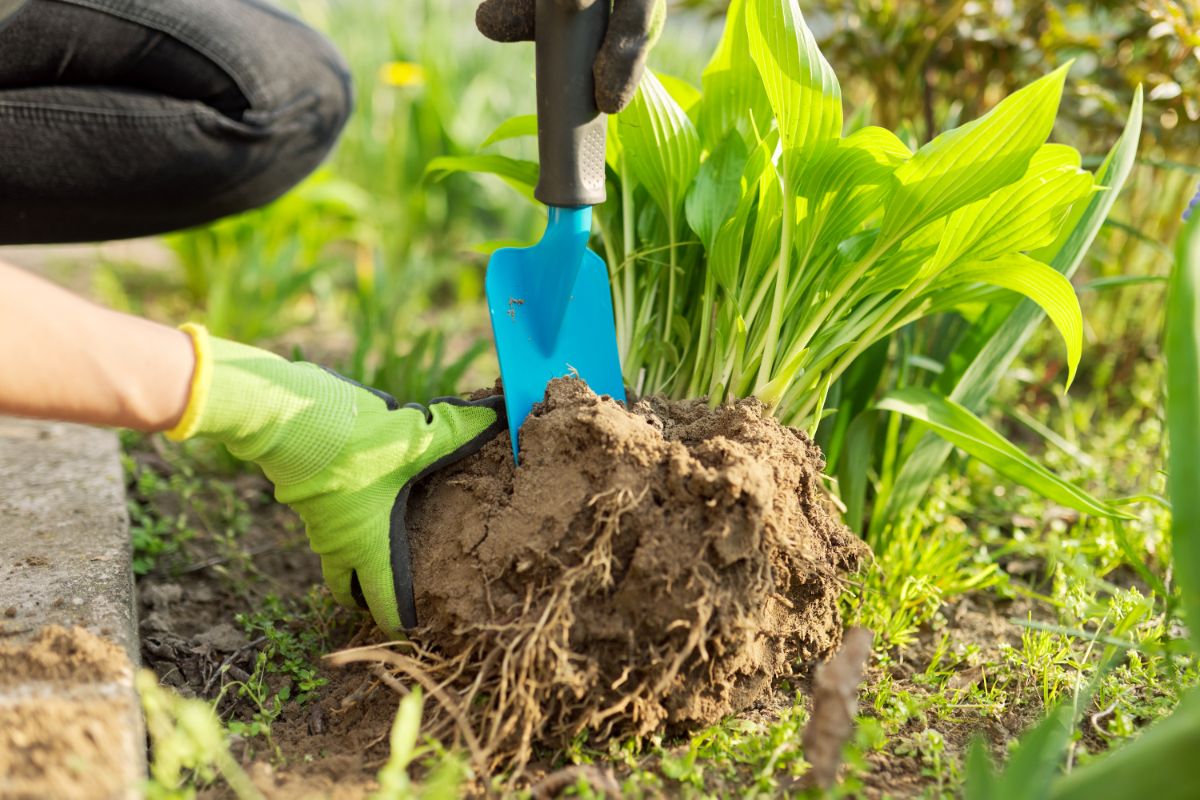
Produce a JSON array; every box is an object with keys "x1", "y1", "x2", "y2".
[{"x1": 485, "y1": 206, "x2": 626, "y2": 462}]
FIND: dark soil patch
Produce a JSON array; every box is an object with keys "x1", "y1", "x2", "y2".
[
  {"x1": 126, "y1": 445, "x2": 390, "y2": 797},
  {"x1": 350, "y1": 378, "x2": 871, "y2": 775}
]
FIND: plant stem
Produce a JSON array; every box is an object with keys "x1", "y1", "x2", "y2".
[
  {"x1": 664, "y1": 214, "x2": 678, "y2": 343},
  {"x1": 621, "y1": 159, "x2": 636, "y2": 366},
  {"x1": 815, "y1": 275, "x2": 934, "y2": 407},
  {"x1": 792, "y1": 278, "x2": 932, "y2": 424},
  {"x1": 690, "y1": 272, "x2": 716, "y2": 397},
  {"x1": 755, "y1": 184, "x2": 793, "y2": 394},
  {"x1": 789, "y1": 238, "x2": 892, "y2": 363},
  {"x1": 652, "y1": 213, "x2": 679, "y2": 392}
]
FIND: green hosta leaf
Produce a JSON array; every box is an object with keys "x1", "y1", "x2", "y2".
[
  {"x1": 857, "y1": 217, "x2": 944, "y2": 298},
  {"x1": 709, "y1": 137, "x2": 774, "y2": 295},
  {"x1": 880, "y1": 65, "x2": 1070, "y2": 244},
  {"x1": 619, "y1": 69, "x2": 701, "y2": 226},
  {"x1": 686, "y1": 130, "x2": 750, "y2": 252},
  {"x1": 1167, "y1": 207, "x2": 1200, "y2": 656},
  {"x1": 699, "y1": 0, "x2": 772, "y2": 148},
  {"x1": 424, "y1": 154, "x2": 538, "y2": 201},
  {"x1": 657, "y1": 73, "x2": 702, "y2": 115},
  {"x1": 930, "y1": 144, "x2": 1095, "y2": 271},
  {"x1": 710, "y1": 204, "x2": 752, "y2": 295},
  {"x1": 745, "y1": 0, "x2": 842, "y2": 164},
  {"x1": 479, "y1": 114, "x2": 537, "y2": 148},
  {"x1": 746, "y1": 156, "x2": 784, "y2": 298},
  {"x1": 796, "y1": 126, "x2": 911, "y2": 260},
  {"x1": 877, "y1": 387, "x2": 1133, "y2": 520},
  {"x1": 881, "y1": 89, "x2": 1142, "y2": 526},
  {"x1": 937, "y1": 254, "x2": 1083, "y2": 386}
]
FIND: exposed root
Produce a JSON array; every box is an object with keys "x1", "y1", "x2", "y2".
[{"x1": 531, "y1": 765, "x2": 621, "y2": 798}]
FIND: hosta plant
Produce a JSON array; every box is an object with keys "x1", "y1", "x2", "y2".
[{"x1": 431, "y1": 0, "x2": 1141, "y2": 524}]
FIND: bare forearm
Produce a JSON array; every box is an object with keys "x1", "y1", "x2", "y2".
[{"x1": 0, "y1": 260, "x2": 194, "y2": 431}]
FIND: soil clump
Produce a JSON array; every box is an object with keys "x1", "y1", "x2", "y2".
[
  {"x1": 397, "y1": 378, "x2": 870, "y2": 770},
  {"x1": 0, "y1": 625, "x2": 137, "y2": 799},
  {"x1": 0, "y1": 624, "x2": 130, "y2": 685}
]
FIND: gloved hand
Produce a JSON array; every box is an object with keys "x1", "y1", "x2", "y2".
[
  {"x1": 475, "y1": 0, "x2": 666, "y2": 114},
  {"x1": 167, "y1": 324, "x2": 505, "y2": 635}
]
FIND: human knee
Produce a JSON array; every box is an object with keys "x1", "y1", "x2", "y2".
[
  {"x1": 198, "y1": 2, "x2": 356, "y2": 213},
  {"x1": 237, "y1": 6, "x2": 354, "y2": 156}
]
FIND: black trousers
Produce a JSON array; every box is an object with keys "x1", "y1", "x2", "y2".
[{"x1": 0, "y1": 0, "x2": 352, "y2": 244}]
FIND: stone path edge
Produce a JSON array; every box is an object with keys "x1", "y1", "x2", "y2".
[{"x1": 0, "y1": 417, "x2": 144, "y2": 798}]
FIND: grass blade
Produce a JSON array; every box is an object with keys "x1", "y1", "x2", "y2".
[
  {"x1": 837, "y1": 411, "x2": 875, "y2": 534},
  {"x1": 877, "y1": 387, "x2": 1133, "y2": 520},
  {"x1": 1167, "y1": 202, "x2": 1200, "y2": 654}
]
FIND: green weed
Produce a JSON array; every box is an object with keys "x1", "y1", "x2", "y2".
[
  {"x1": 138, "y1": 670, "x2": 263, "y2": 800},
  {"x1": 373, "y1": 688, "x2": 468, "y2": 800},
  {"x1": 122, "y1": 436, "x2": 251, "y2": 576},
  {"x1": 235, "y1": 593, "x2": 331, "y2": 707},
  {"x1": 209, "y1": 591, "x2": 339, "y2": 748},
  {"x1": 846, "y1": 504, "x2": 1004, "y2": 652}
]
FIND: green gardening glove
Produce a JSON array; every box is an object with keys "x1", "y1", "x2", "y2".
[
  {"x1": 167, "y1": 325, "x2": 505, "y2": 635},
  {"x1": 475, "y1": 0, "x2": 667, "y2": 114}
]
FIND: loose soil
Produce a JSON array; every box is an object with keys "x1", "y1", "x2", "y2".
[
  {"x1": 0, "y1": 626, "x2": 137, "y2": 800},
  {"x1": 0, "y1": 624, "x2": 130, "y2": 685},
  {"x1": 383, "y1": 378, "x2": 870, "y2": 773}
]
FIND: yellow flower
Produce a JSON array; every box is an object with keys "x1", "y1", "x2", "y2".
[{"x1": 378, "y1": 61, "x2": 425, "y2": 88}]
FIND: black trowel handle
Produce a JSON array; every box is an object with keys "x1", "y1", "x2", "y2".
[{"x1": 534, "y1": 0, "x2": 609, "y2": 208}]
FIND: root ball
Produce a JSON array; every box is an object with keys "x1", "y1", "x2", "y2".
[{"x1": 403, "y1": 379, "x2": 869, "y2": 769}]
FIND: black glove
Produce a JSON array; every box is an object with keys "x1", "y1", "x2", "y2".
[{"x1": 476, "y1": 0, "x2": 666, "y2": 114}]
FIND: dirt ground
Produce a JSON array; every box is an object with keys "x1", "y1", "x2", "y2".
[{"x1": 127, "y1": 453, "x2": 391, "y2": 797}]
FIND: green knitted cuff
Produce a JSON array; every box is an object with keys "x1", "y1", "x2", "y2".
[{"x1": 194, "y1": 336, "x2": 358, "y2": 486}]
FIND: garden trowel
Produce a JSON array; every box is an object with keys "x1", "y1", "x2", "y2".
[{"x1": 486, "y1": 0, "x2": 626, "y2": 462}]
